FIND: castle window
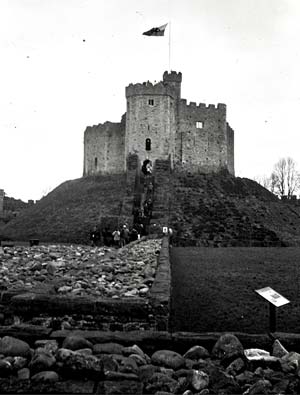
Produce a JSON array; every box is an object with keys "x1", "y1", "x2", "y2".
[
  {"x1": 196, "y1": 121, "x2": 203, "y2": 129},
  {"x1": 148, "y1": 99, "x2": 154, "y2": 106},
  {"x1": 145, "y1": 138, "x2": 151, "y2": 151},
  {"x1": 94, "y1": 157, "x2": 98, "y2": 168}
]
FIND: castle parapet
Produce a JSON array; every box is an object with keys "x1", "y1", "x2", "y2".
[
  {"x1": 163, "y1": 70, "x2": 182, "y2": 83},
  {"x1": 179, "y1": 99, "x2": 226, "y2": 114},
  {"x1": 85, "y1": 121, "x2": 121, "y2": 133},
  {"x1": 126, "y1": 81, "x2": 176, "y2": 98}
]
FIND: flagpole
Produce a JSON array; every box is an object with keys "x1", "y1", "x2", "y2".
[{"x1": 168, "y1": 20, "x2": 171, "y2": 72}]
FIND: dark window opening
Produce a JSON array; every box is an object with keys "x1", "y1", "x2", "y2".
[
  {"x1": 148, "y1": 99, "x2": 154, "y2": 106},
  {"x1": 94, "y1": 157, "x2": 98, "y2": 168},
  {"x1": 145, "y1": 138, "x2": 151, "y2": 151}
]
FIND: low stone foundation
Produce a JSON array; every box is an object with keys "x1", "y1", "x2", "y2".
[
  {"x1": 1, "y1": 325, "x2": 300, "y2": 355},
  {"x1": 0, "y1": 237, "x2": 171, "y2": 332},
  {"x1": 2, "y1": 329, "x2": 300, "y2": 394}
]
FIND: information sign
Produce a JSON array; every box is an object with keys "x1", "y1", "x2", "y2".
[{"x1": 255, "y1": 287, "x2": 290, "y2": 307}]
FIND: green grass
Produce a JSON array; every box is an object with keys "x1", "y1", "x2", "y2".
[
  {"x1": 0, "y1": 174, "x2": 127, "y2": 244},
  {"x1": 171, "y1": 247, "x2": 300, "y2": 333}
]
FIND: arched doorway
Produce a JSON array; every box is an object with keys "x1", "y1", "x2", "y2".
[{"x1": 142, "y1": 159, "x2": 152, "y2": 175}]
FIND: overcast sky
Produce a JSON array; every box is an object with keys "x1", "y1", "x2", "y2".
[{"x1": 1, "y1": 0, "x2": 299, "y2": 201}]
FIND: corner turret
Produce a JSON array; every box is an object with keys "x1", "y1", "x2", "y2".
[{"x1": 163, "y1": 71, "x2": 182, "y2": 99}]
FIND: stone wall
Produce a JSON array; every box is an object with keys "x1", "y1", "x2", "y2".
[
  {"x1": 149, "y1": 236, "x2": 171, "y2": 330},
  {"x1": 83, "y1": 71, "x2": 235, "y2": 176},
  {"x1": 83, "y1": 119, "x2": 125, "y2": 176},
  {"x1": 125, "y1": 83, "x2": 177, "y2": 168},
  {"x1": 175, "y1": 100, "x2": 232, "y2": 174},
  {"x1": 226, "y1": 122, "x2": 235, "y2": 175}
]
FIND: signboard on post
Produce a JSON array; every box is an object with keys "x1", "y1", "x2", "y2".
[
  {"x1": 255, "y1": 286, "x2": 290, "y2": 332},
  {"x1": 255, "y1": 287, "x2": 290, "y2": 307}
]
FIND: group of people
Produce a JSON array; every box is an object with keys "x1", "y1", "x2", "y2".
[
  {"x1": 90, "y1": 224, "x2": 142, "y2": 248},
  {"x1": 112, "y1": 224, "x2": 131, "y2": 248},
  {"x1": 90, "y1": 160, "x2": 155, "y2": 248}
]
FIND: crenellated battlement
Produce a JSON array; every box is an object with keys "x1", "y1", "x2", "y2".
[
  {"x1": 85, "y1": 121, "x2": 122, "y2": 132},
  {"x1": 126, "y1": 81, "x2": 176, "y2": 99},
  {"x1": 180, "y1": 99, "x2": 226, "y2": 113},
  {"x1": 163, "y1": 70, "x2": 182, "y2": 83},
  {"x1": 84, "y1": 70, "x2": 234, "y2": 177}
]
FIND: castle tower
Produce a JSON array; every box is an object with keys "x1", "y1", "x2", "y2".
[
  {"x1": 83, "y1": 70, "x2": 234, "y2": 177},
  {"x1": 125, "y1": 72, "x2": 182, "y2": 168},
  {"x1": 163, "y1": 71, "x2": 182, "y2": 99}
]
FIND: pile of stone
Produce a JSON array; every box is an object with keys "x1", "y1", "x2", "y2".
[
  {"x1": 0, "y1": 332, "x2": 300, "y2": 394},
  {"x1": 0, "y1": 239, "x2": 161, "y2": 299}
]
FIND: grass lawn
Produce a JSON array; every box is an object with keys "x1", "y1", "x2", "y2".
[{"x1": 170, "y1": 247, "x2": 300, "y2": 333}]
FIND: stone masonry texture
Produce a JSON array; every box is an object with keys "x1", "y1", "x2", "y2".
[{"x1": 83, "y1": 71, "x2": 235, "y2": 176}]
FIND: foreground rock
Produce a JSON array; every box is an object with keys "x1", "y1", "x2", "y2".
[
  {"x1": 0, "y1": 336, "x2": 31, "y2": 357},
  {"x1": 0, "y1": 333, "x2": 300, "y2": 394}
]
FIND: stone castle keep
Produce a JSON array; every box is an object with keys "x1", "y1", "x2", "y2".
[{"x1": 83, "y1": 71, "x2": 234, "y2": 176}]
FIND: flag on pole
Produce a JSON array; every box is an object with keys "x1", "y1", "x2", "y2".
[{"x1": 143, "y1": 23, "x2": 168, "y2": 36}]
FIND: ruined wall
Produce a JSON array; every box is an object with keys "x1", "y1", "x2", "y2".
[
  {"x1": 175, "y1": 100, "x2": 232, "y2": 174},
  {"x1": 125, "y1": 79, "x2": 178, "y2": 169},
  {"x1": 84, "y1": 119, "x2": 125, "y2": 176},
  {"x1": 226, "y1": 123, "x2": 235, "y2": 175}
]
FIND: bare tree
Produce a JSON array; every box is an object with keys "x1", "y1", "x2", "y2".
[
  {"x1": 254, "y1": 175, "x2": 271, "y2": 189},
  {"x1": 286, "y1": 157, "x2": 299, "y2": 198},
  {"x1": 269, "y1": 172, "x2": 277, "y2": 194},
  {"x1": 255, "y1": 158, "x2": 300, "y2": 198},
  {"x1": 273, "y1": 158, "x2": 286, "y2": 197},
  {"x1": 272, "y1": 157, "x2": 300, "y2": 198}
]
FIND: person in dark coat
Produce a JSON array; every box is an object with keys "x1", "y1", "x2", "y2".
[
  {"x1": 120, "y1": 224, "x2": 130, "y2": 246},
  {"x1": 102, "y1": 227, "x2": 112, "y2": 246},
  {"x1": 130, "y1": 227, "x2": 138, "y2": 242}
]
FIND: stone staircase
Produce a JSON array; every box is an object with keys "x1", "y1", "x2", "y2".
[
  {"x1": 118, "y1": 155, "x2": 141, "y2": 228},
  {"x1": 149, "y1": 159, "x2": 172, "y2": 234},
  {"x1": 118, "y1": 154, "x2": 157, "y2": 236}
]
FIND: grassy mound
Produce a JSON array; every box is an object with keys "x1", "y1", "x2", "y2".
[
  {"x1": 2, "y1": 170, "x2": 300, "y2": 246},
  {"x1": 0, "y1": 174, "x2": 127, "y2": 244},
  {"x1": 170, "y1": 172, "x2": 300, "y2": 246}
]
